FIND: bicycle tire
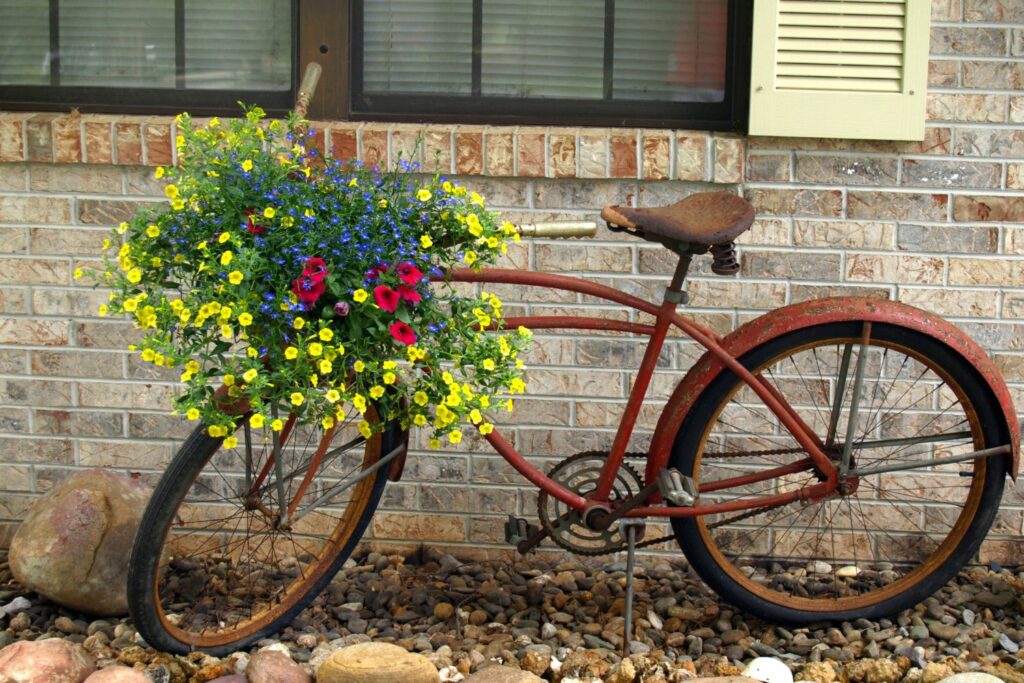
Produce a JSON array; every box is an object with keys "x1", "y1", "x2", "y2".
[
  {"x1": 127, "y1": 404, "x2": 402, "y2": 655},
  {"x1": 670, "y1": 320, "x2": 1008, "y2": 624}
]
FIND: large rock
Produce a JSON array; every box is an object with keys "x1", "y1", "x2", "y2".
[
  {"x1": 316, "y1": 642, "x2": 439, "y2": 683},
  {"x1": 0, "y1": 639, "x2": 95, "y2": 683},
  {"x1": 247, "y1": 649, "x2": 312, "y2": 683},
  {"x1": 84, "y1": 667, "x2": 151, "y2": 682},
  {"x1": 463, "y1": 666, "x2": 544, "y2": 682},
  {"x1": 8, "y1": 469, "x2": 151, "y2": 616}
]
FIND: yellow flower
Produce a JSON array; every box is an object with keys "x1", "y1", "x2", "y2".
[
  {"x1": 172, "y1": 198, "x2": 185, "y2": 211},
  {"x1": 247, "y1": 347, "x2": 259, "y2": 358},
  {"x1": 377, "y1": 199, "x2": 388, "y2": 208},
  {"x1": 413, "y1": 414, "x2": 428, "y2": 427},
  {"x1": 466, "y1": 214, "x2": 482, "y2": 237},
  {"x1": 146, "y1": 224, "x2": 160, "y2": 238},
  {"x1": 223, "y1": 374, "x2": 235, "y2": 386},
  {"x1": 318, "y1": 328, "x2": 334, "y2": 342},
  {"x1": 416, "y1": 188, "x2": 432, "y2": 202},
  {"x1": 353, "y1": 289, "x2": 368, "y2": 303},
  {"x1": 164, "y1": 184, "x2": 179, "y2": 199},
  {"x1": 469, "y1": 409, "x2": 482, "y2": 424},
  {"x1": 369, "y1": 385, "x2": 385, "y2": 399},
  {"x1": 353, "y1": 394, "x2": 367, "y2": 412},
  {"x1": 429, "y1": 438, "x2": 441, "y2": 449},
  {"x1": 263, "y1": 207, "x2": 276, "y2": 219},
  {"x1": 186, "y1": 408, "x2": 200, "y2": 421},
  {"x1": 319, "y1": 359, "x2": 332, "y2": 374},
  {"x1": 241, "y1": 159, "x2": 253, "y2": 172},
  {"x1": 334, "y1": 405, "x2": 347, "y2": 420},
  {"x1": 207, "y1": 424, "x2": 225, "y2": 437},
  {"x1": 218, "y1": 231, "x2": 231, "y2": 244},
  {"x1": 353, "y1": 360, "x2": 365, "y2": 373},
  {"x1": 290, "y1": 392, "x2": 305, "y2": 406},
  {"x1": 228, "y1": 271, "x2": 244, "y2": 285},
  {"x1": 97, "y1": 304, "x2": 108, "y2": 316},
  {"x1": 117, "y1": 222, "x2": 129, "y2": 234},
  {"x1": 308, "y1": 342, "x2": 323, "y2": 357},
  {"x1": 154, "y1": 166, "x2": 165, "y2": 179},
  {"x1": 326, "y1": 389, "x2": 340, "y2": 403},
  {"x1": 281, "y1": 216, "x2": 294, "y2": 228},
  {"x1": 446, "y1": 393, "x2": 461, "y2": 407},
  {"x1": 294, "y1": 317, "x2": 306, "y2": 330},
  {"x1": 413, "y1": 391, "x2": 428, "y2": 406},
  {"x1": 479, "y1": 422, "x2": 494, "y2": 435},
  {"x1": 304, "y1": 208, "x2": 315, "y2": 218},
  {"x1": 242, "y1": 368, "x2": 258, "y2": 383},
  {"x1": 220, "y1": 324, "x2": 233, "y2": 338},
  {"x1": 250, "y1": 413, "x2": 265, "y2": 428},
  {"x1": 358, "y1": 421, "x2": 372, "y2": 438},
  {"x1": 383, "y1": 372, "x2": 396, "y2": 385},
  {"x1": 463, "y1": 251, "x2": 477, "y2": 265},
  {"x1": 127, "y1": 268, "x2": 142, "y2": 283},
  {"x1": 223, "y1": 436, "x2": 238, "y2": 449},
  {"x1": 284, "y1": 346, "x2": 299, "y2": 360},
  {"x1": 220, "y1": 251, "x2": 233, "y2": 266},
  {"x1": 448, "y1": 430, "x2": 463, "y2": 444},
  {"x1": 123, "y1": 298, "x2": 139, "y2": 312},
  {"x1": 73, "y1": 267, "x2": 83, "y2": 280},
  {"x1": 322, "y1": 416, "x2": 335, "y2": 429},
  {"x1": 238, "y1": 312, "x2": 253, "y2": 326},
  {"x1": 271, "y1": 418, "x2": 284, "y2": 431},
  {"x1": 419, "y1": 235, "x2": 433, "y2": 249},
  {"x1": 471, "y1": 191, "x2": 485, "y2": 206},
  {"x1": 442, "y1": 372, "x2": 454, "y2": 385},
  {"x1": 509, "y1": 378, "x2": 526, "y2": 394},
  {"x1": 382, "y1": 360, "x2": 397, "y2": 370}
]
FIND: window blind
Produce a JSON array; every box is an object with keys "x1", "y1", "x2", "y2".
[
  {"x1": 0, "y1": 1, "x2": 50, "y2": 86},
  {"x1": 185, "y1": 0, "x2": 292, "y2": 90}
]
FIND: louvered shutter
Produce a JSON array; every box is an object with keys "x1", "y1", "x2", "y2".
[{"x1": 748, "y1": 0, "x2": 929, "y2": 140}]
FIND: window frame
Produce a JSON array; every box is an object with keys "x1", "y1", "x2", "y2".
[
  {"x1": 348, "y1": 0, "x2": 752, "y2": 131},
  {"x1": 0, "y1": 0, "x2": 752, "y2": 132}
]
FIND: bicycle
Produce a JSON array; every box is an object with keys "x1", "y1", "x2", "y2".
[{"x1": 124, "y1": 184, "x2": 1021, "y2": 655}]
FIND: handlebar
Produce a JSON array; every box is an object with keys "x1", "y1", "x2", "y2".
[{"x1": 517, "y1": 221, "x2": 598, "y2": 239}]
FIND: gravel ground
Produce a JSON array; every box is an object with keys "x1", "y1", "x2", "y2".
[{"x1": 3, "y1": 547, "x2": 1024, "y2": 682}]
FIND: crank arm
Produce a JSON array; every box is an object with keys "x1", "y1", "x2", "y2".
[{"x1": 516, "y1": 508, "x2": 580, "y2": 554}]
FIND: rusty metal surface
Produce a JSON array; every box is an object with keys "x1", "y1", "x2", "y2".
[{"x1": 646, "y1": 297, "x2": 1021, "y2": 484}]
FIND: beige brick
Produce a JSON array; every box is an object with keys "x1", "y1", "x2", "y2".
[
  {"x1": 0, "y1": 465, "x2": 32, "y2": 492},
  {"x1": 0, "y1": 349, "x2": 27, "y2": 374},
  {"x1": 0, "y1": 164, "x2": 26, "y2": 192},
  {"x1": 127, "y1": 412, "x2": 191, "y2": 440},
  {"x1": 485, "y1": 130, "x2": 514, "y2": 176},
  {"x1": 964, "y1": 0, "x2": 1023, "y2": 22},
  {"x1": 523, "y1": 368, "x2": 623, "y2": 398},
  {"x1": 676, "y1": 133, "x2": 708, "y2": 181},
  {"x1": 0, "y1": 378, "x2": 72, "y2": 406},
  {"x1": 79, "y1": 381, "x2": 174, "y2": 410},
  {"x1": 949, "y1": 258, "x2": 1024, "y2": 286},
  {"x1": 713, "y1": 135, "x2": 745, "y2": 184},
  {"x1": 738, "y1": 218, "x2": 790, "y2": 246},
  {"x1": 31, "y1": 350, "x2": 123, "y2": 379},
  {"x1": 0, "y1": 318, "x2": 69, "y2": 346},
  {"x1": 549, "y1": 130, "x2": 577, "y2": 179},
  {"x1": 791, "y1": 284, "x2": 891, "y2": 302},
  {"x1": 74, "y1": 321, "x2": 140, "y2": 349},
  {"x1": 0, "y1": 227, "x2": 27, "y2": 253},
  {"x1": 371, "y1": 512, "x2": 465, "y2": 542},
  {"x1": 897, "y1": 287, "x2": 999, "y2": 318},
  {"x1": 845, "y1": 254, "x2": 944, "y2": 285},
  {"x1": 746, "y1": 153, "x2": 790, "y2": 182},
  {"x1": 0, "y1": 288, "x2": 28, "y2": 314},
  {"x1": 954, "y1": 127, "x2": 1024, "y2": 157},
  {"x1": 848, "y1": 191, "x2": 949, "y2": 221},
  {"x1": 0, "y1": 258, "x2": 68, "y2": 285},
  {"x1": 78, "y1": 198, "x2": 156, "y2": 226},
  {"x1": 0, "y1": 493, "x2": 37, "y2": 519},
  {"x1": 534, "y1": 179, "x2": 634, "y2": 210},
  {"x1": 29, "y1": 227, "x2": 109, "y2": 256},
  {"x1": 641, "y1": 131, "x2": 671, "y2": 181},
  {"x1": 31, "y1": 288, "x2": 109, "y2": 317},
  {"x1": 928, "y1": 59, "x2": 959, "y2": 88},
  {"x1": 535, "y1": 243, "x2": 631, "y2": 272},
  {"x1": 34, "y1": 409, "x2": 123, "y2": 437},
  {"x1": 422, "y1": 128, "x2": 453, "y2": 174},
  {"x1": 389, "y1": 124, "x2": 424, "y2": 167},
  {"x1": 1003, "y1": 293, "x2": 1024, "y2": 319},
  {"x1": 688, "y1": 280, "x2": 787, "y2": 309},
  {"x1": 931, "y1": 27, "x2": 1007, "y2": 56},
  {"x1": 28, "y1": 164, "x2": 122, "y2": 194},
  {"x1": 516, "y1": 128, "x2": 546, "y2": 177},
  {"x1": 744, "y1": 188, "x2": 843, "y2": 217},
  {"x1": 1012, "y1": 97, "x2": 1024, "y2": 124},
  {"x1": 0, "y1": 117, "x2": 25, "y2": 162},
  {"x1": 578, "y1": 130, "x2": 609, "y2": 179},
  {"x1": 0, "y1": 196, "x2": 72, "y2": 224},
  {"x1": 794, "y1": 220, "x2": 894, "y2": 249},
  {"x1": 1006, "y1": 227, "x2": 1024, "y2": 254},
  {"x1": 742, "y1": 250, "x2": 842, "y2": 281},
  {"x1": 927, "y1": 93, "x2": 1007, "y2": 123},
  {"x1": 902, "y1": 159, "x2": 1001, "y2": 189},
  {"x1": 897, "y1": 223, "x2": 998, "y2": 253},
  {"x1": 78, "y1": 439, "x2": 174, "y2": 469},
  {"x1": 0, "y1": 437, "x2": 71, "y2": 464},
  {"x1": 932, "y1": 0, "x2": 961, "y2": 21},
  {"x1": 954, "y1": 195, "x2": 1024, "y2": 222},
  {"x1": 420, "y1": 484, "x2": 517, "y2": 514}
]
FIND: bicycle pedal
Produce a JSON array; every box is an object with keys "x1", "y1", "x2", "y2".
[
  {"x1": 658, "y1": 468, "x2": 698, "y2": 506},
  {"x1": 504, "y1": 515, "x2": 537, "y2": 546}
]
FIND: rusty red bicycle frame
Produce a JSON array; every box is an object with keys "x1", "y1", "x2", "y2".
[{"x1": 450, "y1": 267, "x2": 840, "y2": 519}]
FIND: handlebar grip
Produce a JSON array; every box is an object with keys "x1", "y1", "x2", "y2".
[
  {"x1": 293, "y1": 63, "x2": 322, "y2": 120},
  {"x1": 518, "y1": 221, "x2": 598, "y2": 239}
]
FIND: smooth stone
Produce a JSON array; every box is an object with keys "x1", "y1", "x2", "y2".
[
  {"x1": 462, "y1": 665, "x2": 544, "y2": 683},
  {"x1": 84, "y1": 667, "x2": 151, "y2": 682},
  {"x1": 8, "y1": 469, "x2": 152, "y2": 616},
  {"x1": 0, "y1": 639, "x2": 95, "y2": 683},
  {"x1": 247, "y1": 649, "x2": 312, "y2": 683},
  {"x1": 997, "y1": 633, "x2": 1020, "y2": 653},
  {"x1": 933, "y1": 675, "x2": 1005, "y2": 683},
  {"x1": 316, "y1": 642, "x2": 438, "y2": 683},
  {"x1": 835, "y1": 566, "x2": 861, "y2": 578}
]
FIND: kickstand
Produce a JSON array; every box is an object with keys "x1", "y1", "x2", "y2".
[{"x1": 620, "y1": 519, "x2": 644, "y2": 658}]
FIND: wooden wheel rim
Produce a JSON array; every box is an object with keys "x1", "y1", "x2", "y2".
[
  {"x1": 693, "y1": 336, "x2": 987, "y2": 613},
  {"x1": 153, "y1": 409, "x2": 384, "y2": 648}
]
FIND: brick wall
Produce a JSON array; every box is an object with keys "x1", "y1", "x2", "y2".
[{"x1": 1, "y1": 2, "x2": 1023, "y2": 561}]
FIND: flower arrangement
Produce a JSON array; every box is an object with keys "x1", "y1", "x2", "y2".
[{"x1": 90, "y1": 107, "x2": 530, "y2": 446}]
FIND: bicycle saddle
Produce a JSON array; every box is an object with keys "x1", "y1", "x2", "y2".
[{"x1": 600, "y1": 191, "x2": 755, "y2": 246}]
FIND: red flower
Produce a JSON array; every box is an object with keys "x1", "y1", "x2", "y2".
[
  {"x1": 397, "y1": 285, "x2": 421, "y2": 304},
  {"x1": 365, "y1": 263, "x2": 389, "y2": 280},
  {"x1": 397, "y1": 262, "x2": 423, "y2": 286},
  {"x1": 389, "y1": 321, "x2": 417, "y2": 346},
  {"x1": 292, "y1": 273, "x2": 326, "y2": 304},
  {"x1": 244, "y1": 209, "x2": 266, "y2": 235},
  {"x1": 303, "y1": 257, "x2": 328, "y2": 279},
  {"x1": 374, "y1": 285, "x2": 400, "y2": 313}
]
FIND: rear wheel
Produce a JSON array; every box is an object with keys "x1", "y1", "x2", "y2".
[
  {"x1": 671, "y1": 321, "x2": 1008, "y2": 623},
  {"x1": 128, "y1": 404, "x2": 402, "y2": 655}
]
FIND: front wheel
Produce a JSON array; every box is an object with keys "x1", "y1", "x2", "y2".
[
  {"x1": 128, "y1": 404, "x2": 403, "y2": 655},
  {"x1": 670, "y1": 321, "x2": 1008, "y2": 624}
]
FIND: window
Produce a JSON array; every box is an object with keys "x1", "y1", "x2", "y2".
[
  {"x1": 0, "y1": 0, "x2": 295, "y2": 114},
  {"x1": 0, "y1": 0, "x2": 751, "y2": 131},
  {"x1": 351, "y1": 0, "x2": 752, "y2": 129}
]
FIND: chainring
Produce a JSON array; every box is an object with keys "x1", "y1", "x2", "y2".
[{"x1": 536, "y1": 451, "x2": 649, "y2": 556}]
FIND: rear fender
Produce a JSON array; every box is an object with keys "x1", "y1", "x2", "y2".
[{"x1": 648, "y1": 297, "x2": 1020, "y2": 485}]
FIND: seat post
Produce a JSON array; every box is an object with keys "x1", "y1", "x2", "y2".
[{"x1": 665, "y1": 253, "x2": 693, "y2": 306}]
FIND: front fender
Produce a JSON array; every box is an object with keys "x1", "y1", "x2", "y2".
[{"x1": 648, "y1": 297, "x2": 1020, "y2": 484}]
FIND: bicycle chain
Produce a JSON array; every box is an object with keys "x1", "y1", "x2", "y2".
[{"x1": 535, "y1": 451, "x2": 800, "y2": 556}]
